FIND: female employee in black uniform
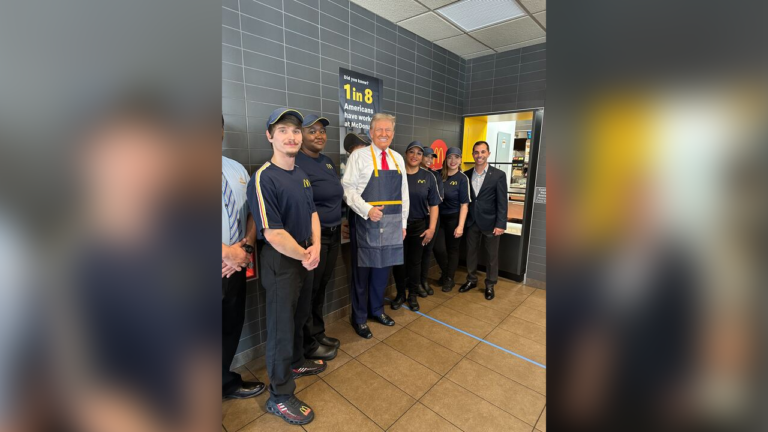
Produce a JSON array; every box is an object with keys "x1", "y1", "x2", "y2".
[
  {"x1": 418, "y1": 147, "x2": 443, "y2": 296},
  {"x1": 433, "y1": 147, "x2": 471, "y2": 292},
  {"x1": 391, "y1": 141, "x2": 441, "y2": 311},
  {"x1": 295, "y1": 114, "x2": 342, "y2": 361}
]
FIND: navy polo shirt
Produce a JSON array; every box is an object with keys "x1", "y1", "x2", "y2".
[
  {"x1": 407, "y1": 168, "x2": 442, "y2": 221},
  {"x1": 440, "y1": 171, "x2": 471, "y2": 215},
  {"x1": 248, "y1": 162, "x2": 316, "y2": 243},
  {"x1": 295, "y1": 151, "x2": 343, "y2": 228},
  {"x1": 431, "y1": 168, "x2": 445, "y2": 199}
]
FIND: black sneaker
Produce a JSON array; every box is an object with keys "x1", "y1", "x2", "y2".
[
  {"x1": 266, "y1": 396, "x2": 315, "y2": 425},
  {"x1": 292, "y1": 359, "x2": 327, "y2": 378}
]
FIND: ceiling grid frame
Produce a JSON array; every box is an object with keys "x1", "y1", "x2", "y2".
[{"x1": 348, "y1": 0, "x2": 545, "y2": 59}]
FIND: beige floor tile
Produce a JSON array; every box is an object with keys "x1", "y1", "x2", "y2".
[
  {"x1": 383, "y1": 304, "x2": 420, "y2": 326},
  {"x1": 484, "y1": 327, "x2": 546, "y2": 366},
  {"x1": 440, "y1": 295, "x2": 509, "y2": 325},
  {"x1": 460, "y1": 288, "x2": 525, "y2": 313},
  {"x1": 222, "y1": 396, "x2": 266, "y2": 432},
  {"x1": 446, "y1": 358, "x2": 546, "y2": 426},
  {"x1": 407, "y1": 315, "x2": 480, "y2": 356},
  {"x1": 536, "y1": 407, "x2": 546, "y2": 431},
  {"x1": 238, "y1": 411, "x2": 299, "y2": 431},
  {"x1": 384, "y1": 327, "x2": 462, "y2": 375},
  {"x1": 511, "y1": 306, "x2": 546, "y2": 327},
  {"x1": 421, "y1": 379, "x2": 532, "y2": 432},
  {"x1": 414, "y1": 295, "x2": 441, "y2": 313},
  {"x1": 324, "y1": 319, "x2": 381, "y2": 358},
  {"x1": 521, "y1": 296, "x2": 546, "y2": 313},
  {"x1": 497, "y1": 315, "x2": 546, "y2": 346},
  {"x1": 297, "y1": 380, "x2": 383, "y2": 432},
  {"x1": 371, "y1": 322, "x2": 403, "y2": 341},
  {"x1": 357, "y1": 343, "x2": 441, "y2": 399},
  {"x1": 530, "y1": 289, "x2": 546, "y2": 300},
  {"x1": 427, "y1": 305, "x2": 497, "y2": 338},
  {"x1": 323, "y1": 360, "x2": 416, "y2": 430},
  {"x1": 318, "y1": 349, "x2": 353, "y2": 378},
  {"x1": 388, "y1": 402, "x2": 461, "y2": 432},
  {"x1": 428, "y1": 288, "x2": 458, "y2": 303},
  {"x1": 466, "y1": 343, "x2": 546, "y2": 395}
]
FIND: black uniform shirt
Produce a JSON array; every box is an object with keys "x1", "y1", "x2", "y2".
[
  {"x1": 248, "y1": 162, "x2": 316, "y2": 243},
  {"x1": 440, "y1": 171, "x2": 471, "y2": 215},
  {"x1": 295, "y1": 151, "x2": 343, "y2": 228},
  {"x1": 431, "y1": 168, "x2": 445, "y2": 199},
  {"x1": 407, "y1": 168, "x2": 442, "y2": 221}
]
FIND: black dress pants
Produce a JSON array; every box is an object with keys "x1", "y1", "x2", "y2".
[
  {"x1": 433, "y1": 212, "x2": 461, "y2": 280},
  {"x1": 465, "y1": 223, "x2": 501, "y2": 285},
  {"x1": 393, "y1": 219, "x2": 427, "y2": 297},
  {"x1": 302, "y1": 226, "x2": 340, "y2": 354},
  {"x1": 222, "y1": 268, "x2": 247, "y2": 396},
  {"x1": 261, "y1": 243, "x2": 311, "y2": 403},
  {"x1": 419, "y1": 216, "x2": 438, "y2": 284}
]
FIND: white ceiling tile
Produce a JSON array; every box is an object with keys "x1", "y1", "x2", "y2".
[
  {"x1": 434, "y1": 34, "x2": 490, "y2": 56},
  {"x1": 437, "y1": 0, "x2": 526, "y2": 32},
  {"x1": 349, "y1": 0, "x2": 428, "y2": 23},
  {"x1": 518, "y1": 0, "x2": 546, "y2": 14},
  {"x1": 495, "y1": 36, "x2": 546, "y2": 53},
  {"x1": 398, "y1": 12, "x2": 463, "y2": 41},
  {"x1": 533, "y1": 11, "x2": 545, "y2": 28},
  {"x1": 463, "y1": 49, "x2": 495, "y2": 59},
  {"x1": 419, "y1": 0, "x2": 459, "y2": 9},
  {"x1": 469, "y1": 16, "x2": 546, "y2": 49}
]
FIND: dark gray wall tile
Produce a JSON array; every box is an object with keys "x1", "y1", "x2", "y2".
[
  {"x1": 241, "y1": 15, "x2": 284, "y2": 43},
  {"x1": 241, "y1": 0, "x2": 283, "y2": 23},
  {"x1": 242, "y1": 33, "x2": 285, "y2": 58}
]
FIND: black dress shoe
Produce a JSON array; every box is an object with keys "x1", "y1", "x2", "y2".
[
  {"x1": 458, "y1": 281, "x2": 477, "y2": 293},
  {"x1": 223, "y1": 381, "x2": 266, "y2": 400},
  {"x1": 390, "y1": 293, "x2": 405, "y2": 310},
  {"x1": 415, "y1": 283, "x2": 428, "y2": 298},
  {"x1": 422, "y1": 281, "x2": 434, "y2": 296},
  {"x1": 441, "y1": 277, "x2": 454, "y2": 292},
  {"x1": 485, "y1": 284, "x2": 495, "y2": 300},
  {"x1": 352, "y1": 323, "x2": 373, "y2": 339},
  {"x1": 305, "y1": 343, "x2": 338, "y2": 361},
  {"x1": 407, "y1": 295, "x2": 420, "y2": 311},
  {"x1": 373, "y1": 313, "x2": 396, "y2": 326},
  {"x1": 318, "y1": 335, "x2": 340, "y2": 348}
]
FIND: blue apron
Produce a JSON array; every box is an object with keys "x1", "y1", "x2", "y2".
[{"x1": 355, "y1": 146, "x2": 404, "y2": 268}]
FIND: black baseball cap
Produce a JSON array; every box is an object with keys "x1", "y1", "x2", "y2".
[
  {"x1": 423, "y1": 147, "x2": 435, "y2": 157},
  {"x1": 302, "y1": 114, "x2": 329, "y2": 128},
  {"x1": 446, "y1": 147, "x2": 462, "y2": 157},
  {"x1": 266, "y1": 108, "x2": 303, "y2": 129},
  {"x1": 343, "y1": 132, "x2": 371, "y2": 153},
  {"x1": 406, "y1": 141, "x2": 424, "y2": 152}
]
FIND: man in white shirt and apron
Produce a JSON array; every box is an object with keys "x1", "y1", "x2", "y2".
[{"x1": 341, "y1": 114, "x2": 409, "y2": 339}]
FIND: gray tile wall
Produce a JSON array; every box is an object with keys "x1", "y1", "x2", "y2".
[
  {"x1": 222, "y1": 0, "x2": 467, "y2": 360},
  {"x1": 464, "y1": 43, "x2": 546, "y2": 115}
]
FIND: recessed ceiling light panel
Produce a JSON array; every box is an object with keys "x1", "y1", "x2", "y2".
[{"x1": 437, "y1": 0, "x2": 526, "y2": 32}]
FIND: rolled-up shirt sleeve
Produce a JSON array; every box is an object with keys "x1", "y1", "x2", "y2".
[{"x1": 341, "y1": 150, "x2": 373, "y2": 220}]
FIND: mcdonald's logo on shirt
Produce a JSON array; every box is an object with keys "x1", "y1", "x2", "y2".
[
  {"x1": 450, "y1": 180, "x2": 458, "y2": 186},
  {"x1": 303, "y1": 179, "x2": 311, "y2": 187},
  {"x1": 418, "y1": 179, "x2": 426, "y2": 184},
  {"x1": 326, "y1": 163, "x2": 333, "y2": 169}
]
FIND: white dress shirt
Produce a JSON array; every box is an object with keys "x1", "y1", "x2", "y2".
[
  {"x1": 471, "y1": 165, "x2": 489, "y2": 195},
  {"x1": 222, "y1": 156, "x2": 250, "y2": 245},
  {"x1": 342, "y1": 145, "x2": 410, "y2": 229}
]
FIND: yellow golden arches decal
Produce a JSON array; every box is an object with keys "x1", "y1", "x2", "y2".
[{"x1": 303, "y1": 178, "x2": 311, "y2": 187}]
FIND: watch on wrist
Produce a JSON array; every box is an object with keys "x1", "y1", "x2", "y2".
[{"x1": 243, "y1": 244, "x2": 254, "y2": 254}]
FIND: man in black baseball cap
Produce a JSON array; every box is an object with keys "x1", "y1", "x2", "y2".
[{"x1": 247, "y1": 107, "x2": 322, "y2": 425}]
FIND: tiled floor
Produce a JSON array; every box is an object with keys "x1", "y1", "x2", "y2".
[{"x1": 223, "y1": 268, "x2": 546, "y2": 432}]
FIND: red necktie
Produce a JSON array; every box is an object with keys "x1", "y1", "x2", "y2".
[{"x1": 381, "y1": 150, "x2": 389, "y2": 170}]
